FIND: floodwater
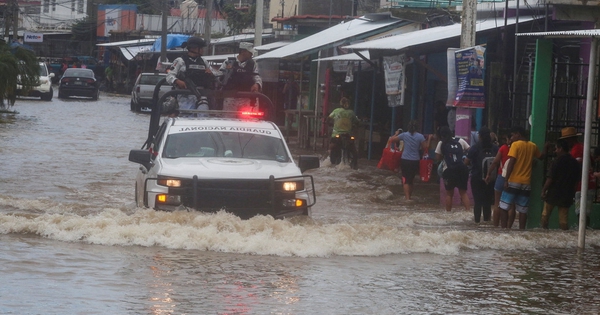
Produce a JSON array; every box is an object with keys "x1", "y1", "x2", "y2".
[{"x1": 1, "y1": 93, "x2": 600, "y2": 314}]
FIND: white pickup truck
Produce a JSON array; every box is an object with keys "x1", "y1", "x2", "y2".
[
  {"x1": 130, "y1": 73, "x2": 170, "y2": 112},
  {"x1": 129, "y1": 103, "x2": 320, "y2": 219}
]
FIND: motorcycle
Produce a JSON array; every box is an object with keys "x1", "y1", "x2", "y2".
[{"x1": 330, "y1": 133, "x2": 358, "y2": 170}]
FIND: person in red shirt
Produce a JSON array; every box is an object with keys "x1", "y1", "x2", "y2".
[
  {"x1": 485, "y1": 132, "x2": 513, "y2": 227},
  {"x1": 559, "y1": 127, "x2": 593, "y2": 225}
]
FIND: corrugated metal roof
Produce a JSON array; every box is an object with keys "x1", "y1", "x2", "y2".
[
  {"x1": 343, "y1": 16, "x2": 536, "y2": 51},
  {"x1": 516, "y1": 29, "x2": 600, "y2": 37},
  {"x1": 255, "y1": 14, "x2": 405, "y2": 60}
]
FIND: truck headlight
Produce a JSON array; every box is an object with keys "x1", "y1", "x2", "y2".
[
  {"x1": 282, "y1": 182, "x2": 296, "y2": 191},
  {"x1": 157, "y1": 179, "x2": 181, "y2": 187},
  {"x1": 282, "y1": 181, "x2": 304, "y2": 191}
]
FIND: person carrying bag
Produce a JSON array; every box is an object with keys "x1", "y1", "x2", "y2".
[{"x1": 377, "y1": 138, "x2": 402, "y2": 172}]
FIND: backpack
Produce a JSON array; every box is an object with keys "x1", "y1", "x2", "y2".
[
  {"x1": 480, "y1": 146, "x2": 497, "y2": 181},
  {"x1": 442, "y1": 138, "x2": 465, "y2": 168}
]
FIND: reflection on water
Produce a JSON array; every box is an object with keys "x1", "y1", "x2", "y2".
[{"x1": 1, "y1": 96, "x2": 600, "y2": 314}]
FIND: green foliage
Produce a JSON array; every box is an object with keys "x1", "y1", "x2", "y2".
[
  {"x1": 71, "y1": 17, "x2": 94, "y2": 42},
  {"x1": 0, "y1": 42, "x2": 38, "y2": 107},
  {"x1": 222, "y1": 4, "x2": 255, "y2": 35}
]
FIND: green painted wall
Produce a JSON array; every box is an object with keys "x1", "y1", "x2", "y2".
[{"x1": 528, "y1": 39, "x2": 552, "y2": 229}]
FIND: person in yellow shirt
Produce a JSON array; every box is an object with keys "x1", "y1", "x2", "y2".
[
  {"x1": 498, "y1": 126, "x2": 541, "y2": 229},
  {"x1": 328, "y1": 97, "x2": 359, "y2": 168}
]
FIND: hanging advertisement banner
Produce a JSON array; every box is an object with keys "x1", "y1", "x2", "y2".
[
  {"x1": 383, "y1": 54, "x2": 406, "y2": 107},
  {"x1": 105, "y1": 9, "x2": 121, "y2": 37},
  {"x1": 452, "y1": 45, "x2": 486, "y2": 108}
]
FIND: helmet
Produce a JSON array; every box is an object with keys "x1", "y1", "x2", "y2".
[{"x1": 182, "y1": 37, "x2": 206, "y2": 49}]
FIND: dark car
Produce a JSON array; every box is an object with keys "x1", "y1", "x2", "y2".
[{"x1": 58, "y1": 68, "x2": 99, "y2": 100}]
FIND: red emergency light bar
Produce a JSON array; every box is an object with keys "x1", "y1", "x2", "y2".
[{"x1": 239, "y1": 111, "x2": 265, "y2": 118}]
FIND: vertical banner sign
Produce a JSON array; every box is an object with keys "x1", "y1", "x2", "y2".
[
  {"x1": 446, "y1": 48, "x2": 459, "y2": 107},
  {"x1": 453, "y1": 46, "x2": 486, "y2": 108},
  {"x1": 383, "y1": 54, "x2": 406, "y2": 107}
]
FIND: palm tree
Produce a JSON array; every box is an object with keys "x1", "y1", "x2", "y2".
[{"x1": 0, "y1": 41, "x2": 39, "y2": 108}]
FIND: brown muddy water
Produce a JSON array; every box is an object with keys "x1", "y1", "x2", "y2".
[{"x1": 1, "y1": 93, "x2": 599, "y2": 314}]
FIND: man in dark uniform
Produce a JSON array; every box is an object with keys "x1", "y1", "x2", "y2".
[
  {"x1": 166, "y1": 36, "x2": 216, "y2": 111},
  {"x1": 218, "y1": 42, "x2": 262, "y2": 112}
]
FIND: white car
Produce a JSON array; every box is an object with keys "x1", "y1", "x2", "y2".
[
  {"x1": 128, "y1": 114, "x2": 320, "y2": 219},
  {"x1": 16, "y1": 62, "x2": 54, "y2": 101}
]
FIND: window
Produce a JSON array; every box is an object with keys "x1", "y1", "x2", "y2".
[
  {"x1": 77, "y1": 0, "x2": 84, "y2": 13},
  {"x1": 140, "y1": 74, "x2": 167, "y2": 85},
  {"x1": 71, "y1": 0, "x2": 75, "y2": 12},
  {"x1": 51, "y1": 0, "x2": 56, "y2": 12},
  {"x1": 43, "y1": 0, "x2": 49, "y2": 13}
]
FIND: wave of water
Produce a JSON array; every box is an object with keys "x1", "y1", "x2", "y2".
[{"x1": 1, "y1": 196, "x2": 598, "y2": 257}]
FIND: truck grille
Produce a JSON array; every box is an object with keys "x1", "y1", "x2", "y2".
[{"x1": 171, "y1": 178, "x2": 287, "y2": 218}]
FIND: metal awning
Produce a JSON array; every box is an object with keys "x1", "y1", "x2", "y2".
[
  {"x1": 210, "y1": 34, "x2": 274, "y2": 45},
  {"x1": 313, "y1": 50, "x2": 370, "y2": 62},
  {"x1": 203, "y1": 54, "x2": 234, "y2": 63},
  {"x1": 255, "y1": 13, "x2": 407, "y2": 60},
  {"x1": 343, "y1": 16, "x2": 536, "y2": 51},
  {"x1": 97, "y1": 39, "x2": 156, "y2": 47},
  {"x1": 255, "y1": 41, "x2": 292, "y2": 52},
  {"x1": 120, "y1": 45, "x2": 153, "y2": 60},
  {"x1": 516, "y1": 29, "x2": 600, "y2": 37}
]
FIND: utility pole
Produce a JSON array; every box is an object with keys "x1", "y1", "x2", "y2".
[
  {"x1": 254, "y1": 0, "x2": 263, "y2": 48},
  {"x1": 12, "y1": 0, "x2": 18, "y2": 42},
  {"x1": 204, "y1": 0, "x2": 212, "y2": 48},
  {"x1": 87, "y1": 0, "x2": 97, "y2": 57},
  {"x1": 460, "y1": 0, "x2": 476, "y2": 49},
  {"x1": 455, "y1": 0, "x2": 477, "y2": 142},
  {"x1": 4, "y1": 1, "x2": 12, "y2": 41},
  {"x1": 161, "y1": 0, "x2": 168, "y2": 69}
]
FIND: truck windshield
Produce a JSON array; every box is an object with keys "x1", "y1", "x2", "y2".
[{"x1": 163, "y1": 131, "x2": 289, "y2": 162}]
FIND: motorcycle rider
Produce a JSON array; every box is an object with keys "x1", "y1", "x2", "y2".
[
  {"x1": 328, "y1": 97, "x2": 359, "y2": 168},
  {"x1": 165, "y1": 36, "x2": 216, "y2": 112}
]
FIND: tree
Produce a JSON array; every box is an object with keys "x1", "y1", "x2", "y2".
[
  {"x1": 0, "y1": 41, "x2": 39, "y2": 108},
  {"x1": 221, "y1": 4, "x2": 255, "y2": 35}
]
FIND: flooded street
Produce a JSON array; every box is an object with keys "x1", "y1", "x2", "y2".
[{"x1": 1, "y1": 93, "x2": 600, "y2": 314}]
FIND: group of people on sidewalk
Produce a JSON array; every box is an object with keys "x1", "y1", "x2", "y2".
[{"x1": 384, "y1": 120, "x2": 595, "y2": 230}]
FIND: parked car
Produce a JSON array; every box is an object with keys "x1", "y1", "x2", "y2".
[
  {"x1": 58, "y1": 68, "x2": 99, "y2": 100},
  {"x1": 130, "y1": 73, "x2": 169, "y2": 112},
  {"x1": 16, "y1": 62, "x2": 54, "y2": 101}
]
